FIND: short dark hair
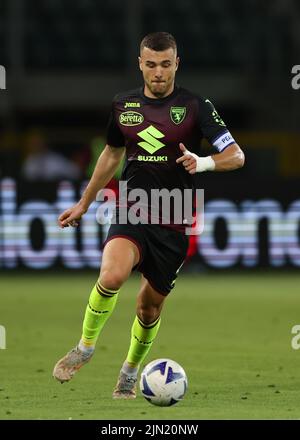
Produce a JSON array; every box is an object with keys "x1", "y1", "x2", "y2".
[{"x1": 140, "y1": 32, "x2": 177, "y2": 54}]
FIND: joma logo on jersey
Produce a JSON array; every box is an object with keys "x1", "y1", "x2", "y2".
[
  {"x1": 119, "y1": 111, "x2": 144, "y2": 126},
  {"x1": 124, "y1": 102, "x2": 141, "y2": 108},
  {"x1": 170, "y1": 107, "x2": 186, "y2": 124},
  {"x1": 137, "y1": 125, "x2": 166, "y2": 154},
  {"x1": 138, "y1": 155, "x2": 168, "y2": 162}
]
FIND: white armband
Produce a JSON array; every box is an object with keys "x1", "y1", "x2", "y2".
[
  {"x1": 183, "y1": 149, "x2": 215, "y2": 172},
  {"x1": 212, "y1": 131, "x2": 235, "y2": 152}
]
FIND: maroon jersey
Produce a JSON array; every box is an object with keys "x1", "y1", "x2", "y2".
[{"x1": 106, "y1": 85, "x2": 234, "y2": 230}]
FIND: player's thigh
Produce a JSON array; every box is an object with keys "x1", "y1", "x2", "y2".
[
  {"x1": 136, "y1": 275, "x2": 167, "y2": 323},
  {"x1": 99, "y1": 237, "x2": 140, "y2": 287}
]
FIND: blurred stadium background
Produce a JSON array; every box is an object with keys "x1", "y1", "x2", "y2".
[{"x1": 0, "y1": 0, "x2": 300, "y2": 420}]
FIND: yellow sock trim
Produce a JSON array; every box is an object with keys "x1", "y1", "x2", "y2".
[{"x1": 96, "y1": 281, "x2": 120, "y2": 297}]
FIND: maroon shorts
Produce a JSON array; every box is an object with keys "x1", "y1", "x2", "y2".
[{"x1": 104, "y1": 223, "x2": 189, "y2": 295}]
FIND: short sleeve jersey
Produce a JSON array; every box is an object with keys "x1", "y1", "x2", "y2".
[{"x1": 106, "y1": 85, "x2": 235, "y2": 229}]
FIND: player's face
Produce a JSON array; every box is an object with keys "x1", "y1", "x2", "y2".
[{"x1": 139, "y1": 47, "x2": 179, "y2": 98}]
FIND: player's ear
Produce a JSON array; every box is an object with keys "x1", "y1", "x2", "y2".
[
  {"x1": 175, "y1": 57, "x2": 180, "y2": 71},
  {"x1": 138, "y1": 56, "x2": 143, "y2": 71}
]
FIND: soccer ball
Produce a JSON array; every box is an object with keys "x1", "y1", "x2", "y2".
[{"x1": 139, "y1": 358, "x2": 188, "y2": 406}]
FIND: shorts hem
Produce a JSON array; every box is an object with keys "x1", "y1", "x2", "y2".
[{"x1": 140, "y1": 273, "x2": 170, "y2": 296}]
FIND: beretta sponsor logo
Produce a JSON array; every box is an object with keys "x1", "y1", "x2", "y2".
[{"x1": 119, "y1": 111, "x2": 144, "y2": 126}]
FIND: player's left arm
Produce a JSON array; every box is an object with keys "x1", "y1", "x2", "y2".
[
  {"x1": 211, "y1": 142, "x2": 245, "y2": 171},
  {"x1": 176, "y1": 141, "x2": 245, "y2": 174},
  {"x1": 176, "y1": 97, "x2": 245, "y2": 174}
]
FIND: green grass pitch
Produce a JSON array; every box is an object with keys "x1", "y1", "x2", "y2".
[{"x1": 0, "y1": 271, "x2": 300, "y2": 420}]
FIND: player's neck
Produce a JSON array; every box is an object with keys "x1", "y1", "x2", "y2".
[{"x1": 143, "y1": 83, "x2": 175, "y2": 99}]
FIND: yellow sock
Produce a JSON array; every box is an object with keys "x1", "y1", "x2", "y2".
[
  {"x1": 81, "y1": 281, "x2": 119, "y2": 347},
  {"x1": 126, "y1": 315, "x2": 161, "y2": 367}
]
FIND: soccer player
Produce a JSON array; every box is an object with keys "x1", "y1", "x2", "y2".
[{"x1": 53, "y1": 32, "x2": 245, "y2": 398}]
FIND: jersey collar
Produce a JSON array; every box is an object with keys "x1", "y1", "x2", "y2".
[{"x1": 139, "y1": 84, "x2": 180, "y2": 104}]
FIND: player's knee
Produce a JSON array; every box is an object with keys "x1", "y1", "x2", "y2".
[
  {"x1": 99, "y1": 269, "x2": 127, "y2": 291},
  {"x1": 137, "y1": 304, "x2": 161, "y2": 325}
]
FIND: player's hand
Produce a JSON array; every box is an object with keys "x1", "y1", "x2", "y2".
[
  {"x1": 176, "y1": 143, "x2": 197, "y2": 174},
  {"x1": 58, "y1": 203, "x2": 87, "y2": 228}
]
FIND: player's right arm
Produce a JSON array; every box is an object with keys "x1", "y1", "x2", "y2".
[{"x1": 58, "y1": 145, "x2": 125, "y2": 228}]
